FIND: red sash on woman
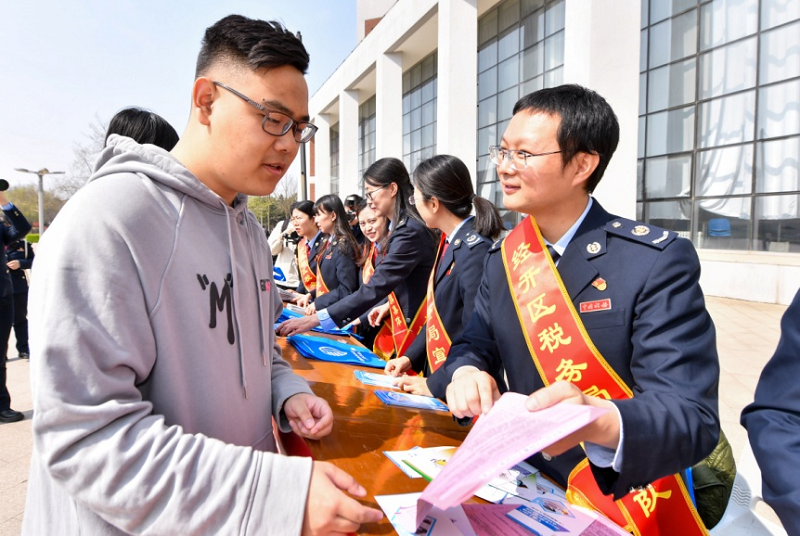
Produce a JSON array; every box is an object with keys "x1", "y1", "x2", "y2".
[
  {"x1": 315, "y1": 241, "x2": 331, "y2": 297},
  {"x1": 501, "y1": 216, "x2": 708, "y2": 536},
  {"x1": 297, "y1": 238, "x2": 317, "y2": 293},
  {"x1": 363, "y1": 244, "x2": 395, "y2": 360},
  {"x1": 425, "y1": 234, "x2": 451, "y2": 374}
]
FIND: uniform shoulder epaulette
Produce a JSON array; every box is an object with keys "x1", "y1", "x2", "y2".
[
  {"x1": 604, "y1": 218, "x2": 677, "y2": 250},
  {"x1": 488, "y1": 236, "x2": 505, "y2": 254},
  {"x1": 463, "y1": 231, "x2": 490, "y2": 249}
]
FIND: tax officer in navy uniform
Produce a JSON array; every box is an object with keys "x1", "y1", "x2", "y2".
[
  {"x1": 289, "y1": 200, "x2": 327, "y2": 295},
  {"x1": 385, "y1": 155, "x2": 504, "y2": 399},
  {"x1": 294, "y1": 194, "x2": 360, "y2": 312},
  {"x1": 741, "y1": 288, "x2": 800, "y2": 535},
  {"x1": 0, "y1": 191, "x2": 32, "y2": 423},
  {"x1": 443, "y1": 85, "x2": 720, "y2": 522},
  {"x1": 277, "y1": 158, "x2": 437, "y2": 339}
]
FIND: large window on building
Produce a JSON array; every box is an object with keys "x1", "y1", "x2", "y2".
[
  {"x1": 358, "y1": 96, "x2": 376, "y2": 178},
  {"x1": 476, "y1": 0, "x2": 566, "y2": 228},
  {"x1": 330, "y1": 122, "x2": 340, "y2": 196},
  {"x1": 402, "y1": 52, "x2": 438, "y2": 174},
  {"x1": 639, "y1": 0, "x2": 800, "y2": 252}
]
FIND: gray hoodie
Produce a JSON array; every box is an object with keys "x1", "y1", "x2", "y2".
[{"x1": 23, "y1": 136, "x2": 314, "y2": 535}]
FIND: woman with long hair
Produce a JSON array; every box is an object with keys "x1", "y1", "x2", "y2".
[
  {"x1": 290, "y1": 200, "x2": 326, "y2": 296},
  {"x1": 384, "y1": 154, "x2": 503, "y2": 398},
  {"x1": 277, "y1": 157, "x2": 438, "y2": 363},
  {"x1": 294, "y1": 195, "x2": 360, "y2": 313}
]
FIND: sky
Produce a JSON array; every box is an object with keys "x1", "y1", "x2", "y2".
[{"x1": 0, "y1": 0, "x2": 357, "y2": 191}]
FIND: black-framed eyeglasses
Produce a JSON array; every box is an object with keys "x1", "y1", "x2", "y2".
[
  {"x1": 365, "y1": 184, "x2": 388, "y2": 201},
  {"x1": 488, "y1": 145, "x2": 562, "y2": 171},
  {"x1": 213, "y1": 81, "x2": 318, "y2": 143}
]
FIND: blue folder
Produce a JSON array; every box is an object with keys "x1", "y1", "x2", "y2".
[{"x1": 287, "y1": 333, "x2": 386, "y2": 369}]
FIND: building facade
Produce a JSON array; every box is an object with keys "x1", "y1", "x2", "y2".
[{"x1": 306, "y1": 0, "x2": 800, "y2": 304}]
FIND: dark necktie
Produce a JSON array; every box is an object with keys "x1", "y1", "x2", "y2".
[{"x1": 547, "y1": 244, "x2": 560, "y2": 264}]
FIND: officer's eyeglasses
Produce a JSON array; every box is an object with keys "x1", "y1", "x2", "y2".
[
  {"x1": 365, "y1": 184, "x2": 388, "y2": 201},
  {"x1": 213, "y1": 81, "x2": 318, "y2": 143},
  {"x1": 488, "y1": 145, "x2": 562, "y2": 171}
]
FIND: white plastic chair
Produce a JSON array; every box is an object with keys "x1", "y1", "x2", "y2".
[{"x1": 709, "y1": 442, "x2": 787, "y2": 535}]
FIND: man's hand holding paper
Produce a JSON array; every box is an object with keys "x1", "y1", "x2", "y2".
[{"x1": 525, "y1": 380, "x2": 621, "y2": 454}]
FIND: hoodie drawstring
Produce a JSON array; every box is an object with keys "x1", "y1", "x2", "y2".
[
  {"x1": 244, "y1": 216, "x2": 269, "y2": 365},
  {"x1": 223, "y1": 202, "x2": 248, "y2": 399}
]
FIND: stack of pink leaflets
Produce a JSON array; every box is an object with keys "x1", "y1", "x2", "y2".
[{"x1": 415, "y1": 392, "x2": 611, "y2": 531}]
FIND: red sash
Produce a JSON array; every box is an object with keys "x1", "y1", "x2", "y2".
[
  {"x1": 388, "y1": 290, "x2": 426, "y2": 358},
  {"x1": 425, "y1": 234, "x2": 451, "y2": 374},
  {"x1": 364, "y1": 244, "x2": 395, "y2": 360},
  {"x1": 297, "y1": 238, "x2": 317, "y2": 292},
  {"x1": 315, "y1": 241, "x2": 331, "y2": 297},
  {"x1": 501, "y1": 216, "x2": 708, "y2": 536}
]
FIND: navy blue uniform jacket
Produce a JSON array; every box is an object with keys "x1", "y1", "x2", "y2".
[
  {"x1": 311, "y1": 238, "x2": 359, "y2": 310},
  {"x1": 404, "y1": 218, "x2": 492, "y2": 399},
  {"x1": 7, "y1": 240, "x2": 34, "y2": 294},
  {"x1": 444, "y1": 200, "x2": 720, "y2": 499},
  {"x1": 741, "y1": 288, "x2": 800, "y2": 534},
  {"x1": 296, "y1": 233, "x2": 327, "y2": 294},
  {"x1": 326, "y1": 215, "x2": 437, "y2": 328},
  {"x1": 1, "y1": 206, "x2": 32, "y2": 298}
]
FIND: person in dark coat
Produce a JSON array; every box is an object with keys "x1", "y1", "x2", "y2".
[
  {"x1": 741, "y1": 288, "x2": 800, "y2": 535},
  {"x1": 0, "y1": 191, "x2": 32, "y2": 423},
  {"x1": 6, "y1": 238, "x2": 34, "y2": 359},
  {"x1": 384, "y1": 155, "x2": 503, "y2": 399},
  {"x1": 293, "y1": 195, "x2": 359, "y2": 312},
  {"x1": 443, "y1": 85, "x2": 721, "y2": 531},
  {"x1": 344, "y1": 194, "x2": 366, "y2": 246},
  {"x1": 290, "y1": 200, "x2": 327, "y2": 295},
  {"x1": 277, "y1": 158, "x2": 437, "y2": 348}
]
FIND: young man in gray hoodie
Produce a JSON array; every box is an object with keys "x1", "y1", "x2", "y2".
[{"x1": 23, "y1": 15, "x2": 382, "y2": 536}]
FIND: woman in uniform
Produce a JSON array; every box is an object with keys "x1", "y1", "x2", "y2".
[
  {"x1": 277, "y1": 157, "x2": 438, "y2": 362},
  {"x1": 290, "y1": 200, "x2": 326, "y2": 296},
  {"x1": 294, "y1": 195, "x2": 360, "y2": 312},
  {"x1": 384, "y1": 155, "x2": 503, "y2": 398}
]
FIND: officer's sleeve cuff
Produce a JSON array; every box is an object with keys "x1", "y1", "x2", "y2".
[
  {"x1": 1, "y1": 203, "x2": 14, "y2": 211},
  {"x1": 584, "y1": 403, "x2": 624, "y2": 472},
  {"x1": 317, "y1": 309, "x2": 338, "y2": 330}
]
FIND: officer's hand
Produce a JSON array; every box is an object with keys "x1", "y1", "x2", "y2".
[
  {"x1": 6, "y1": 260, "x2": 20, "y2": 270},
  {"x1": 302, "y1": 461, "x2": 383, "y2": 536},
  {"x1": 305, "y1": 302, "x2": 317, "y2": 315},
  {"x1": 276, "y1": 314, "x2": 320, "y2": 337},
  {"x1": 384, "y1": 356, "x2": 411, "y2": 377},
  {"x1": 525, "y1": 381, "x2": 620, "y2": 454},
  {"x1": 445, "y1": 367, "x2": 500, "y2": 418},
  {"x1": 396, "y1": 375, "x2": 433, "y2": 397},
  {"x1": 293, "y1": 293, "x2": 312, "y2": 309},
  {"x1": 283, "y1": 393, "x2": 333, "y2": 440},
  {"x1": 367, "y1": 303, "x2": 390, "y2": 327}
]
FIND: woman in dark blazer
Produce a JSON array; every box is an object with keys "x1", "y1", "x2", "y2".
[
  {"x1": 294, "y1": 195, "x2": 360, "y2": 312},
  {"x1": 290, "y1": 200, "x2": 326, "y2": 296},
  {"x1": 277, "y1": 158, "x2": 438, "y2": 358},
  {"x1": 384, "y1": 155, "x2": 503, "y2": 398}
]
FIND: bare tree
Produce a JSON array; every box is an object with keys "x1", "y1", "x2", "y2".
[
  {"x1": 56, "y1": 115, "x2": 108, "y2": 199},
  {"x1": 274, "y1": 173, "x2": 299, "y2": 218}
]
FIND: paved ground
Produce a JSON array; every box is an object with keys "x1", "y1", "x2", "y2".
[{"x1": 0, "y1": 296, "x2": 789, "y2": 534}]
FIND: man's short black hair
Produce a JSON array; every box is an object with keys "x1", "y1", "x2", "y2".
[
  {"x1": 195, "y1": 15, "x2": 309, "y2": 77},
  {"x1": 513, "y1": 84, "x2": 619, "y2": 193}
]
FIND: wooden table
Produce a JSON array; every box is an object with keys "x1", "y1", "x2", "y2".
[{"x1": 278, "y1": 335, "x2": 470, "y2": 535}]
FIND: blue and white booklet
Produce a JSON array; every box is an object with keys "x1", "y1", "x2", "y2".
[
  {"x1": 287, "y1": 333, "x2": 386, "y2": 368},
  {"x1": 354, "y1": 370, "x2": 400, "y2": 389},
  {"x1": 374, "y1": 390, "x2": 450, "y2": 412}
]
